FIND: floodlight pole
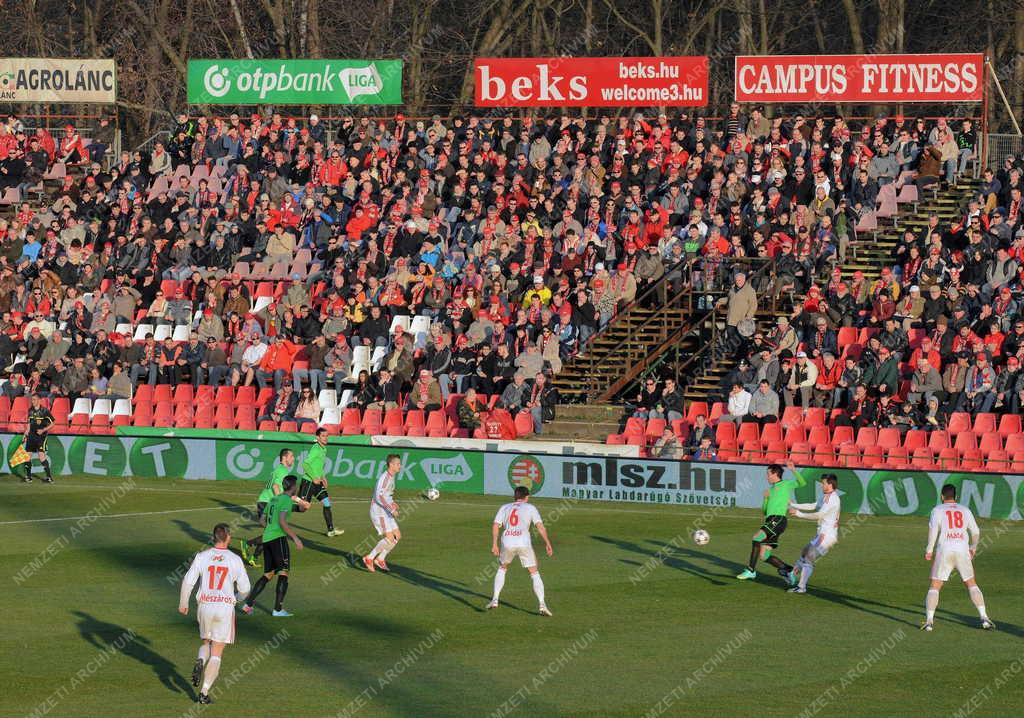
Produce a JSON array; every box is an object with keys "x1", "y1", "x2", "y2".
[{"x1": 986, "y1": 58, "x2": 1023, "y2": 136}]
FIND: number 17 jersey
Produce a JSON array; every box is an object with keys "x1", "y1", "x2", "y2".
[{"x1": 494, "y1": 501, "x2": 542, "y2": 549}]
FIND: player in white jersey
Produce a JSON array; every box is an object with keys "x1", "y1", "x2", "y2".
[
  {"x1": 786, "y1": 471, "x2": 840, "y2": 594},
  {"x1": 179, "y1": 523, "x2": 251, "y2": 705},
  {"x1": 922, "y1": 483, "x2": 994, "y2": 632},
  {"x1": 488, "y1": 486, "x2": 554, "y2": 616},
  {"x1": 363, "y1": 453, "x2": 402, "y2": 573}
]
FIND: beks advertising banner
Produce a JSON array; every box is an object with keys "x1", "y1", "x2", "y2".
[
  {"x1": 0, "y1": 58, "x2": 116, "y2": 104},
  {"x1": 734, "y1": 53, "x2": 984, "y2": 103},
  {"x1": 187, "y1": 59, "x2": 402, "y2": 105},
  {"x1": 474, "y1": 56, "x2": 708, "y2": 107}
]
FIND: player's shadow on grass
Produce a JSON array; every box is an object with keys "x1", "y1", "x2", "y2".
[
  {"x1": 645, "y1": 540, "x2": 748, "y2": 576},
  {"x1": 387, "y1": 564, "x2": 531, "y2": 614},
  {"x1": 804, "y1": 588, "x2": 920, "y2": 627},
  {"x1": 209, "y1": 498, "x2": 259, "y2": 524},
  {"x1": 71, "y1": 611, "x2": 193, "y2": 697},
  {"x1": 936, "y1": 610, "x2": 1024, "y2": 637},
  {"x1": 590, "y1": 535, "x2": 730, "y2": 585}
]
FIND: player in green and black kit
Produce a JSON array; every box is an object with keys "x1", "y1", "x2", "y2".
[
  {"x1": 736, "y1": 461, "x2": 805, "y2": 581},
  {"x1": 240, "y1": 449, "x2": 302, "y2": 566},
  {"x1": 298, "y1": 428, "x2": 343, "y2": 537},
  {"x1": 22, "y1": 394, "x2": 55, "y2": 483},
  {"x1": 241, "y1": 475, "x2": 304, "y2": 617}
]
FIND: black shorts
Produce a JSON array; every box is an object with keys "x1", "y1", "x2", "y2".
[
  {"x1": 263, "y1": 536, "x2": 291, "y2": 574},
  {"x1": 298, "y1": 479, "x2": 327, "y2": 503},
  {"x1": 24, "y1": 434, "x2": 47, "y2": 453},
  {"x1": 255, "y1": 502, "x2": 268, "y2": 523},
  {"x1": 758, "y1": 515, "x2": 788, "y2": 548}
]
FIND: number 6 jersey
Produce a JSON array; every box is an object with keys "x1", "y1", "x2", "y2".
[{"x1": 494, "y1": 501, "x2": 543, "y2": 549}]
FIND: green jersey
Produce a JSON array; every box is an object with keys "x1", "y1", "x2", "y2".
[
  {"x1": 257, "y1": 464, "x2": 291, "y2": 504},
  {"x1": 763, "y1": 470, "x2": 806, "y2": 516},
  {"x1": 304, "y1": 443, "x2": 326, "y2": 482},
  {"x1": 262, "y1": 494, "x2": 293, "y2": 542}
]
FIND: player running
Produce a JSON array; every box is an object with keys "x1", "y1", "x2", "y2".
[
  {"x1": 20, "y1": 394, "x2": 55, "y2": 483},
  {"x1": 786, "y1": 471, "x2": 840, "y2": 594},
  {"x1": 179, "y1": 523, "x2": 251, "y2": 705},
  {"x1": 922, "y1": 483, "x2": 995, "y2": 632},
  {"x1": 240, "y1": 449, "x2": 307, "y2": 567},
  {"x1": 299, "y1": 428, "x2": 342, "y2": 537},
  {"x1": 363, "y1": 453, "x2": 402, "y2": 573},
  {"x1": 488, "y1": 486, "x2": 554, "y2": 616},
  {"x1": 241, "y1": 475, "x2": 304, "y2": 617},
  {"x1": 736, "y1": 462, "x2": 805, "y2": 582}
]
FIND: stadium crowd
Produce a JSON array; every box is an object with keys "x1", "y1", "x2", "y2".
[{"x1": 0, "y1": 106, "x2": 1019, "y2": 448}]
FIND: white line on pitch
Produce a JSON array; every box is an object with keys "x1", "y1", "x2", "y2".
[{"x1": 0, "y1": 506, "x2": 227, "y2": 526}]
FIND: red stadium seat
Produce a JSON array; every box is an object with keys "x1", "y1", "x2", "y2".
[
  {"x1": 361, "y1": 409, "x2": 382, "y2": 434},
  {"x1": 404, "y1": 410, "x2": 425, "y2": 433},
  {"x1": 153, "y1": 385, "x2": 172, "y2": 403},
  {"x1": 953, "y1": 431, "x2": 978, "y2": 454},
  {"x1": 623, "y1": 417, "x2": 646, "y2": 437},
  {"x1": 936, "y1": 447, "x2": 958, "y2": 470},
  {"x1": 831, "y1": 426, "x2": 854, "y2": 446},
  {"x1": 760, "y1": 422, "x2": 783, "y2": 447},
  {"x1": 861, "y1": 445, "x2": 884, "y2": 469},
  {"x1": 715, "y1": 421, "x2": 736, "y2": 444},
  {"x1": 960, "y1": 448, "x2": 984, "y2": 471},
  {"x1": 811, "y1": 442, "x2": 835, "y2": 467},
  {"x1": 341, "y1": 408, "x2": 362, "y2": 435},
  {"x1": 902, "y1": 430, "x2": 927, "y2": 451},
  {"x1": 947, "y1": 412, "x2": 971, "y2": 435},
  {"x1": 927, "y1": 430, "x2": 951, "y2": 451},
  {"x1": 645, "y1": 418, "x2": 667, "y2": 439},
  {"x1": 173, "y1": 384, "x2": 194, "y2": 405},
  {"x1": 235, "y1": 385, "x2": 256, "y2": 406},
  {"x1": 987, "y1": 449, "x2": 1010, "y2": 471},
  {"x1": 740, "y1": 440, "x2": 763, "y2": 462},
  {"x1": 1011, "y1": 453, "x2": 1024, "y2": 473},
  {"x1": 717, "y1": 441, "x2": 739, "y2": 462},
  {"x1": 737, "y1": 421, "x2": 760, "y2": 445},
  {"x1": 279, "y1": 421, "x2": 298, "y2": 433},
  {"x1": 836, "y1": 443, "x2": 859, "y2": 468},
  {"x1": 1005, "y1": 433, "x2": 1024, "y2": 454},
  {"x1": 789, "y1": 442, "x2": 811, "y2": 464},
  {"x1": 514, "y1": 411, "x2": 533, "y2": 437},
  {"x1": 780, "y1": 406, "x2": 804, "y2": 429},
  {"x1": 855, "y1": 427, "x2": 878, "y2": 449},
  {"x1": 972, "y1": 413, "x2": 996, "y2": 435},
  {"x1": 764, "y1": 441, "x2": 788, "y2": 463},
  {"x1": 259, "y1": 420, "x2": 277, "y2": 432},
  {"x1": 425, "y1": 410, "x2": 447, "y2": 438},
  {"x1": 685, "y1": 401, "x2": 708, "y2": 423},
  {"x1": 133, "y1": 384, "x2": 153, "y2": 406},
  {"x1": 783, "y1": 426, "x2": 807, "y2": 448},
  {"x1": 998, "y1": 414, "x2": 1022, "y2": 437},
  {"x1": 708, "y1": 402, "x2": 726, "y2": 424},
  {"x1": 885, "y1": 447, "x2": 910, "y2": 469},
  {"x1": 911, "y1": 447, "x2": 936, "y2": 470},
  {"x1": 606, "y1": 434, "x2": 625, "y2": 445},
  {"x1": 837, "y1": 326, "x2": 858, "y2": 354},
  {"x1": 214, "y1": 385, "x2": 234, "y2": 405},
  {"x1": 807, "y1": 425, "x2": 830, "y2": 447},
  {"x1": 194, "y1": 405, "x2": 214, "y2": 428},
  {"x1": 876, "y1": 428, "x2": 902, "y2": 449},
  {"x1": 804, "y1": 407, "x2": 826, "y2": 427},
  {"x1": 979, "y1": 432, "x2": 1003, "y2": 455}
]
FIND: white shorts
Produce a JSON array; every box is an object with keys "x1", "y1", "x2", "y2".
[
  {"x1": 931, "y1": 550, "x2": 974, "y2": 582},
  {"x1": 370, "y1": 505, "x2": 399, "y2": 536},
  {"x1": 807, "y1": 532, "x2": 838, "y2": 558},
  {"x1": 197, "y1": 603, "x2": 236, "y2": 644},
  {"x1": 499, "y1": 545, "x2": 537, "y2": 569}
]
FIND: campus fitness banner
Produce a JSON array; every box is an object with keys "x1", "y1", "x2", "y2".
[
  {"x1": 734, "y1": 53, "x2": 984, "y2": 103},
  {"x1": 483, "y1": 453, "x2": 1024, "y2": 520},
  {"x1": 0, "y1": 58, "x2": 116, "y2": 103},
  {"x1": 187, "y1": 59, "x2": 402, "y2": 105},
  {"x1": 3, "y1": 431, "x2": 1022, "y2": 519},
  {"x1": 474, "y1": 57, "x2": 708, "y2": 107}
]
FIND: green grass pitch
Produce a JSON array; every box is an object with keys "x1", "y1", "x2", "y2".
[{"x1": 3, "y1": 477, "x2": 1022, "y2": 718}]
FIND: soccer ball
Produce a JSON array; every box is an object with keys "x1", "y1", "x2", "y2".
[
  {"x1": 424, "y1": 487, "x2": 440, "y2": 501},
  {"x1": 692, "y1": 529, "x2": 710, "y2": 546}
]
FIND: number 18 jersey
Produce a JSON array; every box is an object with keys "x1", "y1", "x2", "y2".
[
  {"x1": 927, "y1": 502, "x2": 979, "y2": 555},
  {"x1": 494, "y1": 501, "x2": 542, "y2": 549}
]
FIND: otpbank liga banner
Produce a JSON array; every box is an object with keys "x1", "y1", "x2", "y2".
[
  {"x1": 734, "y1": 53, "x2": 984, "y2": 103},
  {"x1": 474, "y1": 57, "x2": 708, "y2": 107}
]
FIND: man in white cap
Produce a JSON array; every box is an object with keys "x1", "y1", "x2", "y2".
[{"x1": 785, "y1": 351, "x2": 818, "y2": 410}]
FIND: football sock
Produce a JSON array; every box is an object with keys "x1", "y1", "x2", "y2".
[
  {"x1": 247, "y1": 576, "x2": 269, "y2": 606},
  {"x1": 798, "y1": 559, "x2": 814, "y2": 590},
  {"x1": 766, "y1": 555, "x2": 792, "y2": 573},
  {"x1": 531, "y1": 572, "x2": 546, "y2": 605},
  {"x1": 323, "y1": 505, "x2": 334, "y2": 532},
  {"x1": 747, "y1": 542, "x2": 761, "y2": 571},
  {"x1": 274, "y1": 576, "x2": 288, "y2": 611},
  {"x1": 968, "y1": 586, "x2": 988, "y2": 620},
  {"x1": 492, "y1": 567, "x2": 507, "y2": 601},
  {"x1": 41, "y1": 459, "x2": 51, "y2": 479},
  {"x1": 197, "y1": 643, "x2": 210, "y2": 663},
  {"x1": 25, "y1": 464, "x2": 32, "y2": 480},
  {"x1": 368, "y1": 539, "x2": 390, "y2": 560},
  {"x1": 201, "y1": 656, "x2": 221, "y2": 694},
  {"x1": 925, "y1": 588, "x2": 939, "y2": 622},
  {"x1": 377, "y1": 539, "x2": 394, "y2": 561}
]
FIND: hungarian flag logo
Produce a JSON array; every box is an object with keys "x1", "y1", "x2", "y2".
[
  {"x1": 9, "y1": 445, "x2": 32, "y2": 467},
  {"x1": 507, "y1": 455, "x2": 545, "y2": 493}
]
